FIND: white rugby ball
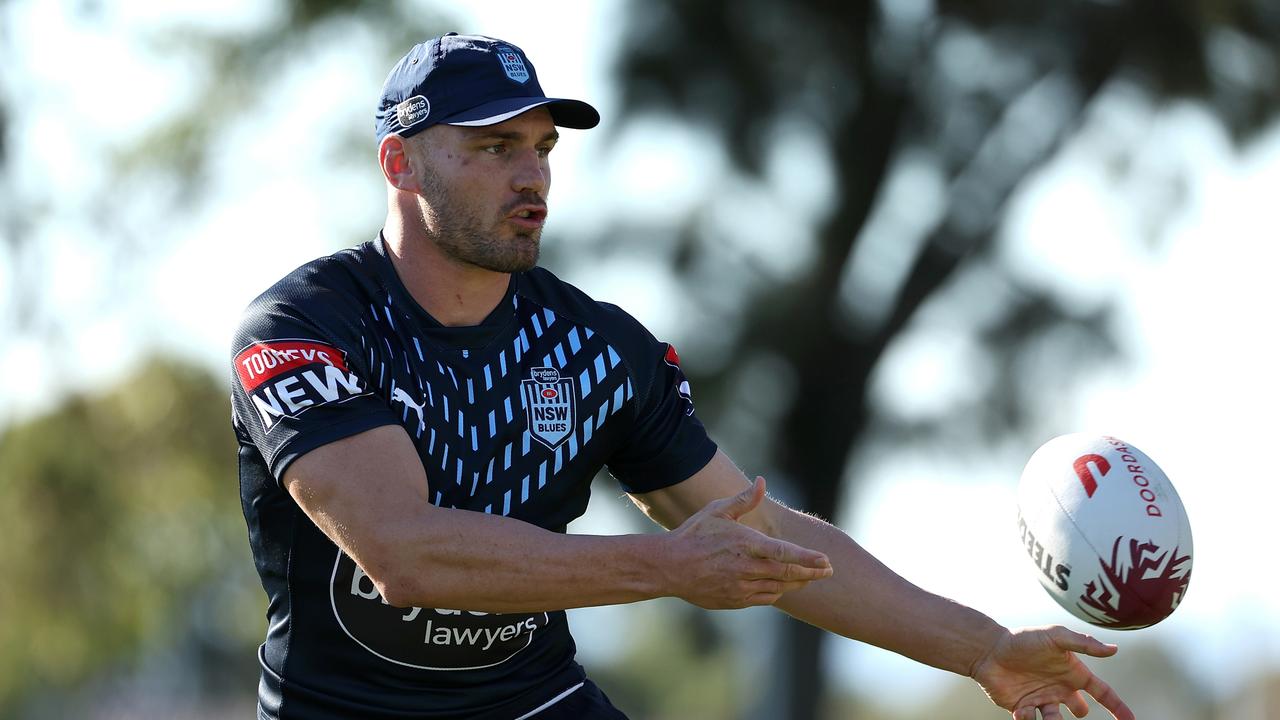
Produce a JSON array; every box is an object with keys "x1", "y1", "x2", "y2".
[{"x1": 1016, "y1": 434, "x2": 1193, "y2": 629}]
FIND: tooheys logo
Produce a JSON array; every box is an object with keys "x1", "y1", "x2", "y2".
[{"x1": 235, "y1": 339, "x2": 367, "y2": 430}]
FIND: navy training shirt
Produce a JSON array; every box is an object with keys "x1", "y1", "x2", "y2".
[{"x1": 230, "y1": 235, "x2": 717, "y2": 720}]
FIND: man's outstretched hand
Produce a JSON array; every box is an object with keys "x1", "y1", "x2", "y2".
[
  {"x1": 971, "y1": 625, "x2": 1136, "y2": 720},
  {"x1": 661, "y1": 477, "x2": 833, "y2": 609}
]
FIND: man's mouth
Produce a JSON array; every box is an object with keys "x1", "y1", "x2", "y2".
[{"x1": 508, "y1": 205, "x2": 548, "y2": 228}]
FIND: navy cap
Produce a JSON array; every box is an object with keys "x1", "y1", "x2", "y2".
[{"x1": 376, "y1": 33, "x2": 600, "y2": 142}]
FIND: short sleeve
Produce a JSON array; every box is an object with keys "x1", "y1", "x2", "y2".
[
  {"x1": 606, "y1": 339, "x2": 717, "y2": 494},
  {"x1": 230, "y1": 293, "x2": 399, "y2": 484}
]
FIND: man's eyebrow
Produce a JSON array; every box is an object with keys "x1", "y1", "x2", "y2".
[{"x1": 463, "y1": 129, "x2": 560, "y2": 143}]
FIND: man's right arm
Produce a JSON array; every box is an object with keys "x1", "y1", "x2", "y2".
[{"x1": 283, "y1": 424, "x2": 833, "y2": 613}]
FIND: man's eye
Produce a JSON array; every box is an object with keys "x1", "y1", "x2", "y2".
[
  {"x1": 485, "y1": 144, "x2": 507, "y2": 155},
  {"x1": 537, "y1": 146, "x2": 553, "y2": 158}
]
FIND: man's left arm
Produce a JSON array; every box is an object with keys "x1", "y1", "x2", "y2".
[
  {"x1": 631, "y1": 450, "x2": 1136, "y2": 720},
  {"x1": 631, "y1": 450, "x2": 1003, "y2": 672}
]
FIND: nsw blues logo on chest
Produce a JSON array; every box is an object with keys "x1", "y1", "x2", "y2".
[
  {"x1": 374, "y1": 300, "x2": 634, "y2": 519},
  {"x1": 521, "y1": 367, "x2": 574, "y2": 449}
]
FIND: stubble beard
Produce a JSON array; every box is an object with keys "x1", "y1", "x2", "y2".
[{"x1": 418, "y1": 166, "x2": 541, "y2": 274}]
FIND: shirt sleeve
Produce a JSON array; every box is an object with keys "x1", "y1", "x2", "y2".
[
  {"x1": 229, "y1": 292, "x2": 400, "y2": 485},
  {"x1": 606, "y1": 334, "x2": 718, "y2": 494}
]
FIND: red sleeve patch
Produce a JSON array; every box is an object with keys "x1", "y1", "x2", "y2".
[
  {"x1": 235, "y1": 340, "x2": 350, "y2": 392},
  {"x1": 664, "y1": 343, "x2": 681, "y2": 367}
]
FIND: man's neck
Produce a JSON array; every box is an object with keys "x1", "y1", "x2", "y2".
[{"x1": 382, "y1": 219, "x2": 512, "y2": 328}]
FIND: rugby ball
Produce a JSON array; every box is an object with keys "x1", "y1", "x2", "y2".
[{"x1": 1016, "y1": 434, "x2": 1193, "y2": 629}]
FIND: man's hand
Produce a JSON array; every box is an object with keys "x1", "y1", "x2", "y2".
[
  {"x1": 971, "y1": 625, "x2": 1136, "y2": 720},
  {"x1": 659, "y1": 477, "x2": 833, "y2": 609}
]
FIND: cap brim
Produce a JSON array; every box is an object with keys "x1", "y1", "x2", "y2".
[{"x1": 443, "y1": 97, "x2": 600, "y2": 129}]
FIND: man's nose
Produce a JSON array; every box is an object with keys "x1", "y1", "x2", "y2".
[{"x1": 511, "y1": 149, "x2": 548, "y2": 195}]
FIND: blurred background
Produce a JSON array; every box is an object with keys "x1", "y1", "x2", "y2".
[{"x1": 2, "y1": 0, "x2": 1279, "y2": 718}]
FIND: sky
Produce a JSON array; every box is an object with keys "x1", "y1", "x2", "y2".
[{"x1": 3, "y1": 0, "x2": 1279, "y2": 711}]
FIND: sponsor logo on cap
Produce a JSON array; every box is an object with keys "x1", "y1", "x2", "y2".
[
  {"x1": 234, "y1": 339, "x2": 368, "y2": 431},
  {"x1": 495, "y1": 46, "x2": 530, "y2": 84},
  {"x1": 396, "y1": 95, "x2": 431, "y2": 129}
]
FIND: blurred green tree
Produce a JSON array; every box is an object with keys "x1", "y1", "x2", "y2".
[
  {"x1": 605, "y1": 1, "x2": 1280, "y2": 717},
  {"x1": 1216, "y1": 670, "x2": 1280, "y2": 720},
  {"x1": 0, "y1": 358, "x2": 259, "y2": 716},
  {"x1": 0, "y1": 0, "x2": 454, "y2": 383},
  {"x1": 0, "y1": 3, "x2": 458, "y2": 714},
  {"x1": 0, "y1": 0, "x2": 460, "y2": 707},
  {"x1": 586, "y1": 599, "x2": 744, "y2": 720}
]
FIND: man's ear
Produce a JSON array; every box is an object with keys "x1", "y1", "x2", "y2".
[{"x1": 379, "y1": 135, "x2": 416, "y2": 191}]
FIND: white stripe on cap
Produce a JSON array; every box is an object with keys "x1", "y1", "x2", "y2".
[{"x1": 446, "y1": 100, "x2": 554, "y2": 127}]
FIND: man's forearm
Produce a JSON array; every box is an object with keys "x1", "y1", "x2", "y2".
[
  {"x1": 289, "y1": 428, "x2": 830, "y2": 617},
  {"x1": 359, "y1": 505, "x2": 667, "y2": 613},
  {"x1": 768, "y1": 506, "x2": 1007, "y2": 677}
]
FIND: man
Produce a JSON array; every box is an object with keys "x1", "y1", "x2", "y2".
[{"x1": 230, "y1": 33, "x2": 1135, "y2": 720}]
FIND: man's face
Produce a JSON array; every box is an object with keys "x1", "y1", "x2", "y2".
[{"x1": 408, "y1": 107, "x2": 558, "y2": 273}]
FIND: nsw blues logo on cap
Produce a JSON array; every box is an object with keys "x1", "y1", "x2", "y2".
[{"x1": 495, "y1": 45, "x2": 530, "y2": 84}]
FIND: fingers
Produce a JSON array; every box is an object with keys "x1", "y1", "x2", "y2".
[
  {"x1": 1051, "y1": 626, "x2": 1118, "y2": 658},
  {"x1": 722, "y1": 555, "x2": 832, "y2": 606},
  {"x1": 1049, "y1": 631, "x2": 1133, "y2": 719},
  {"x1": 741, "y1": 578, "x2": 815, "y2": 605},
  {"x1": 699, "y1": 477, "x2": 831, "y2": 570},
  {"x1": 1013, "y1": 704, "x2": 1064, "y2": 720},
  {"x1": 711, "y1": 577, "x2": 819, "y2": 608},
  {"x1": 745, "y1": 591, "x2": 786, "y2": 606},
  {"x1": 745, "y1": 556, "x2": 833, "y2": 582},
  {"x1": 748, "y1": 535, "x2": 831, "y2": 570},
  {"x1": 1064, "y1": 690, "x2": 1089, "y2": 718},
  {"x1": 1012, "y1": 690, "x2": 1091, "y2": 720},
  {"x1": 1083, "y1": 674, "x2": 1135, "y2": 720},
  {"x1": 714, "y1": 476, "x2": 766, "y2": 521}
]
